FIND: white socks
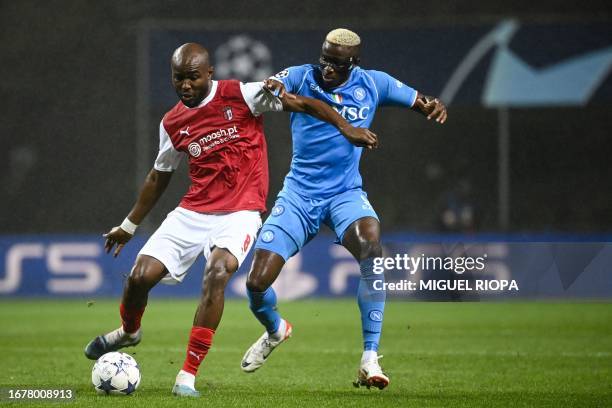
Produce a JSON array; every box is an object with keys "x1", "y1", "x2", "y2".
[
  {"x1": 103, "y1": 327, "x2": 140, "y2": 344},
  {"x1": 175, "y1": 370, "x2": 195, "y2": 389},
  {"x1": 361, "y1": 350, "x2": 378, "y2": 364},
  {"x1": 269, "y1": 319, "x2": 287, "y2": 342}
]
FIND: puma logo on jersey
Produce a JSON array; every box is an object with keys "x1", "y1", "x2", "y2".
[{"x1": 180, "y1": 126, "x2": 190, "y2": 136}]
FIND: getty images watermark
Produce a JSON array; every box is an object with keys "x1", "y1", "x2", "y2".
[{"x1": 371, "y1": 254, "x2": 519, "y2": 292}]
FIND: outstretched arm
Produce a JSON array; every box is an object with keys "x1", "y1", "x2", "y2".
[
  {"x1": 365, "y1": 70, "x2": 448, "y2": 124},
  {"x1": 264, "y1": 79, "x2": 378, "y2": 148},
  {"x1": 411, "y1": 92, "x2": 448, "y2": 124},
  {"x1": 283, "y1": 94, "x2": 378, "y2": 148},
  {"x1": 103, "y1": 169, "x2": 172, "y2": 257}
]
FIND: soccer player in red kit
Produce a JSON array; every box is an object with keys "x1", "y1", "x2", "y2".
[{"x1": 83, "y1": 42, "x2": 378, "y2": 397}]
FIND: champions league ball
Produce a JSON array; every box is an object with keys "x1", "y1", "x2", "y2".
[
  {"x1": 91, "y1": 352, "x2": 141, "y2": 395},
  {"x1": 214, "y1": 35, "x2": 273, "y2": 82}
]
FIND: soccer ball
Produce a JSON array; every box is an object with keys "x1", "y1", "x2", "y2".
[
  {"x1": 214, "y1": 35, "x2": 273, "y2": 82},
  {"x1": 91, "y1": 352, "x2": 141, "y2": 395}
]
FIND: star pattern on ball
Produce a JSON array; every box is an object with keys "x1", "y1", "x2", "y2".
[
  {"x1": 124, "y1": 380, "x2": 138, "y2": 395},
  {"x1": 97, "y1": 378, "x2": 116, "y2": 394},
  {"x1": 112, "y1": 360, "x2": 127, "y2": 375}
]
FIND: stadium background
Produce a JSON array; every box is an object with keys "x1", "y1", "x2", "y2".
[
  {"x1": 1, "y1": 1, "x2": 611, "y2": 406},
  {"x1": 2, "y1": 0, "x2": 611, "y2": 234}
]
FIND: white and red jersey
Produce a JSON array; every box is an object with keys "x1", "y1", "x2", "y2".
[{"x1": 154, "y1": 80, "x2": 283, "y2": 213}]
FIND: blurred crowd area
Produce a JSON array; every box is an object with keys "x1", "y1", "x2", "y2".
[{"x1": 1, "y1": 0, "x2": 611, "y2": 234}]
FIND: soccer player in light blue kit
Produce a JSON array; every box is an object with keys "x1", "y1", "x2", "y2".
[{"x1": 241, "y1": 29, "x2": 448, "y2": 389}]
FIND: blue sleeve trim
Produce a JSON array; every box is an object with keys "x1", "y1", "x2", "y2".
[
  {"x1": 362, "y1": 70, "x2": 380, "y2": 106},
  {"x1": 296, "y1": 67, "x2": 314, "y2": 95}
]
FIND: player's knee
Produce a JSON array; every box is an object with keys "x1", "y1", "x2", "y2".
[
  {"x1": 127, "y1": 262, "x2": 151, "y2": 290},
  {"x1": 246, "y1": 272, "x2": 270, "y2": 293},
  {"x1": 360, "y1": 240, "x2": 382, "y2": 260},
  {"x1": 204, "y1": 259, "x2": 236, "y2": 291}
]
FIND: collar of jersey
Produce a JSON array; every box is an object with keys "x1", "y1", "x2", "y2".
[
  {"x1": 184, "y1": 80, "x2": 218, "y2": 109},
  {"x1": 320, "y1": 67, "x2": 359, "y2": 92}
]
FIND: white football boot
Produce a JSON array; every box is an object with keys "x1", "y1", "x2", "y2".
[
  {"x1": 172, "y1": 370, "x2": 200, "y2": 397},
  {"x1": 353, "y1": 355, "x2": 389, "y2": 390},
  {"x1": 241, "y1": 319, "x2": 292, "y2": 373}
]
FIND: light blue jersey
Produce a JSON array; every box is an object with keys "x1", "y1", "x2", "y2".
[
  {"x1": 273, "y1": 64, "x2": 418, "y2": 199},
  {"x1": 250, "y1": 64, "x2": 419, "y2": 358}
]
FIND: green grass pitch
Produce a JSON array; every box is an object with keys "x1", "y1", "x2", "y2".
[{"x1": 0, "y1": 299, "x2": 611, "y2": 407}]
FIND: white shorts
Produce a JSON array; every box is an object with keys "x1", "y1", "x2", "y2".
[{"x1": 138, "y1": 207, "x2": 261, "y2": 285}]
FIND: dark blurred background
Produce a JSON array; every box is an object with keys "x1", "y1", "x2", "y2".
[{"x1": 2, "y1": 0, "x2": 611, "y2": 234}]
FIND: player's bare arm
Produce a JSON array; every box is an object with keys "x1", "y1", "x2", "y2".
[
  {"x1": 412, "y1": 92, "x2": 448, "y2": 123},
  {"x1": 103, "y1": 169, "x2": 173, "y2": 257},
  {"x1": 285, "y1": 95, "x2": 378, "y2": 149},
  {"x1": 264, "y1": 79, "x2": 378, "y2": 149}
]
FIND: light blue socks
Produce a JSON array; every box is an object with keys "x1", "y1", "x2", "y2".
[
  {"x1": 358, "y1": 258, "x2": 386, "y2": 351},
  {"x1": 247, "y1": 286, "x2": 281, "y2": 334}
]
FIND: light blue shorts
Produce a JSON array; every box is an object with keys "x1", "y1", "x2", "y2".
[{"x1": 255, "y1": 188, "x2": 379, "y2": 261}]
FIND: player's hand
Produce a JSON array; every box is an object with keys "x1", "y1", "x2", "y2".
[
  {"x1": 103, "y1": 226, "x2": 133, "y2": 258},
  {"x1": 340, "y1": 126, "x2": 379, "y2": 149},
  {"x1": 415, "y1": 96, "x2": 448, "y2": 123},
  {"x1": 263, "y1": 79, "x2": 296, "y2": 100}
]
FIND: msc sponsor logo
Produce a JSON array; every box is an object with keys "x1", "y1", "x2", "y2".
[{"x1": 333, "y1": 106, "x2": 370, "y2": 121}]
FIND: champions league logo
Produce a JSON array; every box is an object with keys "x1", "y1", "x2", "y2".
[
  {"x1": 214, "y1": 35, "x2": 273, "y2": 82},
  {"x1": 274, "y1": 69, "x2": 289, "y2": 79},
  {"x1": 188, "y1": 142, "x2": 202, "y2": 158}
]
